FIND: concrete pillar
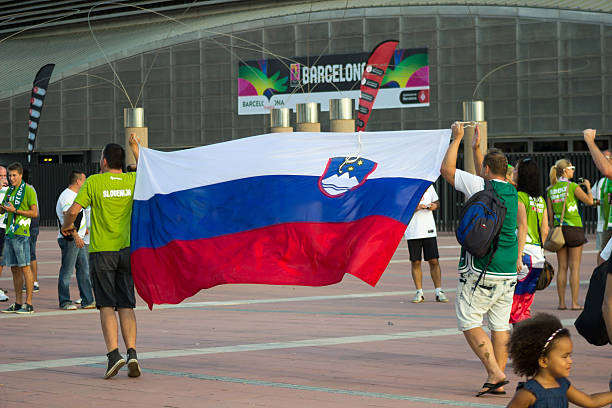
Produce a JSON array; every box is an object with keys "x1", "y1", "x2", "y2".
[
  {"x1": 270, "y1": 108, "x2": 293, "y2": 133},
  {"x1": 462, "y1": 100, "x2": 487, "y2": 175},
  {"x1": 329, "y1": 98, "x2": 355, "y2": 132},
  {"x1": 296, "y1": 102, "x2": 320, "y2": 132},
  {"x1": 124, "y1": 108, "x2": 148, "y2": 170}
]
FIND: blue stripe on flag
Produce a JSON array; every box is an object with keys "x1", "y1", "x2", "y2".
[{"x1": 131, "y1": 175, "x2": 430, "y2": 251}]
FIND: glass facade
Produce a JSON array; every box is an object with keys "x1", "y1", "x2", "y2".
[{"x1": 3, "y1": 6, "x2": 612, "y2": 159}]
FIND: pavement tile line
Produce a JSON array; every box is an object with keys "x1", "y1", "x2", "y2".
[
  {"x1": 0, "y1": 319, "x2": 576, "y2": 375},
  {"x1": 97, "y1": 366, "x2": 504, "y2": 408},
  {"x1": 0, "y1": 278, "x2": 589, "y2": 319}
]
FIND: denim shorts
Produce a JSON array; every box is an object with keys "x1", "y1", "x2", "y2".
[
  {"x1": 455, "y1": 268, "x2": 516, "y2": 332},
  {"x1": 2, "y1": 235, "x2": 31, "y2": 267}
]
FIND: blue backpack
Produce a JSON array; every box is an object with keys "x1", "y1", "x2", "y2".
[{"x1": 456, "y1": 180, "x2": 507, "y2": 261}]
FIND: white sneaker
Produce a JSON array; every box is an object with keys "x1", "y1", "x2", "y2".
[
  {"x1": 436, "y1": 291, "x2": 449, "y2": 303},
  {"x1": 74, "y1": 298, "x2": 82, "y2": 305},
  {"x1": 0, "y1": 288, "x2": 8, "y2": 302},
  {"x1": 411, "y1": 292, "x2": 425, "y2": 303}
]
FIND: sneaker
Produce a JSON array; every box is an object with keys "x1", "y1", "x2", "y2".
[
  {"x1": 436, "y1": 291, "x2": 449, "y2": 303},
  {"x1": 15, "y1": 304, "x2": 34, "y2": 314},
  {"x1": 82, "y1": 301, "x2": 96, "y2": 310},
  {"x1": 61, "y1": 303, "x2": 77, "y2": 310},
  {"x1": 0, "y1": 288, "x2": 8, "y2": 302},
  {"x1": 1, "y1": 303, "x2": 21, "y2": 313},
  {"x1": 126, "y1": 348, "x2": 141, "y2": 378},
  {"x1": 74, "y1": 298, "x2": 82, "y2": 305},
  {"x1": 411, "y1": 292, "x2": 425, "y2": 303},
  {"x1": 104, "y1": 350, "x2": 126, "y2": 379},
  {"x1": 22, "y1": 283, "x2": 39, "y2": 292}
]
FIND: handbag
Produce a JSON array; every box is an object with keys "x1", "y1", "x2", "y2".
[
  {"x1": 535, "y1": 208, "x2": 555, "y2": 291},
  {"x1": 536, "y1": 260, "x2": 555, "y2": 291},
  {"x1": 543, "y1": 186, "x2": 568, "y2": 252}
]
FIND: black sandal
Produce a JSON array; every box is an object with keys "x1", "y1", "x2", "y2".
[{"x1": 476, "y1": 379, "x2": 509, "y2": 397}]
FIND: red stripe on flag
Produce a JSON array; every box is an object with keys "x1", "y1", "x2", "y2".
[{"x1": 131, "y1": 215, "x2": 406, "y2": 308}]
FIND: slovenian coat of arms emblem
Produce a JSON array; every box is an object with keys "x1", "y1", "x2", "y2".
[{"x1": 318, "y1": 157, "x2": 377, "y2": 197}]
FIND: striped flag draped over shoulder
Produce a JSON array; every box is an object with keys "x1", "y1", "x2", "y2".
[{"x1": 131, "y1": 129, "x2": 450, "y2": 308}]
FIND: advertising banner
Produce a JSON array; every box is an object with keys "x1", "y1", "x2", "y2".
[{"x1": 238, "y1": 48, "x2": 429, "y2": 115}]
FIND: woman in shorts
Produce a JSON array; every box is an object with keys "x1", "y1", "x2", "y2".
[{"x1": 546, "y1": 159, "x2": 593, "y2": 310}]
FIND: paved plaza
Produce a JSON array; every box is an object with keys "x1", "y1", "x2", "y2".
[{"x1": 0, "y1": 228, "x2": 610, "y2": 407}]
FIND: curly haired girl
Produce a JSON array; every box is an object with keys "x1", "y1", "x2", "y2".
[{"x1": 507, "y1": 313, "x2": 612, "y2": 407}]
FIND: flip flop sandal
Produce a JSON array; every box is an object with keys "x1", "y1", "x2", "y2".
[{"x1": 476, "y1": 380, "x2": 509, "y2": 397}]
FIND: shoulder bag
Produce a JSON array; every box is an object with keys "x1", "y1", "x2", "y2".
[{"x1": 543, "y1": 185, "x2": 568, "y2": 252}]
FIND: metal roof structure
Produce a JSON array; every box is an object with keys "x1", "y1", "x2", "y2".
[
  {"x1": 2, "y1": 0, "x2": 612, "y2": 100},
  {"x1": 0, "y1": 0, "x2": 241, "y2": 34}
]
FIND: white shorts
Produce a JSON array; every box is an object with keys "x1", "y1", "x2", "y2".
[{"x1": 455, "y1": 269, "x2": 517, "y2": 332}]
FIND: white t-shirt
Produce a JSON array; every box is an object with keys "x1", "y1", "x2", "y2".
[
  {"x1": 404, "y1": 185, "x2": 439, "y2": 240},
  {"x1": 56, "y1": 188, "x2": 87, "y2": 239},
  {"x1": 0, "y1": 185, "x2": 7, "y2": 229}
]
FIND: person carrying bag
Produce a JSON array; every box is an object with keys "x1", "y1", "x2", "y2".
[{"x1": 543, "y1": 186, "x2": 567, "y2": 252}]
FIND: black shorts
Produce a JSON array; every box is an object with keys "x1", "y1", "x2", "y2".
[
  {"x1": 562, "y1": 225, "x2": 588, "y2": 248},
  {"x1": 407, "y1": 237, "x2": 439, "y2": 261},
  {"x1": 90, "y1": 247, "x2": 135, "y2": 309}
]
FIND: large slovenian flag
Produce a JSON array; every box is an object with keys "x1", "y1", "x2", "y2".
[{"x1": 131, "y1": 129, "x2": 450, "y2": 308}]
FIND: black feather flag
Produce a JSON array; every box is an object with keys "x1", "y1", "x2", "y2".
[{"x1": 27, "y1": 64, "x2": 55, "y2": 162}]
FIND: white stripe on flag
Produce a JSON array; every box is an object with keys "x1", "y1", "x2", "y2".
[{"x1": 134, "y1": 129, "x2": 450, "y2": 200}]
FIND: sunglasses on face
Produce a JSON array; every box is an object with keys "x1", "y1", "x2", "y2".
[{"x1": 567, "y1": 166, "x2": 575, "y2": 170}]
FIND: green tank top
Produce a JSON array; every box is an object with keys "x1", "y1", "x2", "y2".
[
  {"x1": 547, "y1": 181, "x2": 581, "y2": 227},
  {"x1": 459, "y1": 180, "x2": 519, "y2": 278},
  {"x1": 518, "y1": 192, "x2": 546, "y2": 245}
]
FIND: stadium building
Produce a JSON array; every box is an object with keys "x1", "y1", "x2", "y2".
[{"x1": 0, "y1": 0, "x2": 612, "y2": 165}]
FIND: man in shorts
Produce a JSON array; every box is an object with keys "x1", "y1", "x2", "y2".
[
  {"x1": 62, "y1": 142, "x2": 140, "y2": 379},
  {"x1": 405, "y1": 184, "x2": 447, "y2": 303},
  {"x1": 440, "y1": 122, "x2": 518, "y2": 396},
  {"x1": 0, "y1": 163, "x2": 38, "y2": 314}
]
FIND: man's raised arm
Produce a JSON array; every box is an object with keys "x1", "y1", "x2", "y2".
[
  {"x1": 440, "y1": 121, "x2": 464, "y2": 187},
  {"x1": 584, "y1": 129, "x2": 612, "y2": 179},
  {"x1": 129, "y1": 133, "x2": 140, "y2": 167}
]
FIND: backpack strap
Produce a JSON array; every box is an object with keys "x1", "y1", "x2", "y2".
[{"x1": 470, "y1": 180, "x2": 503, "y2": 298}]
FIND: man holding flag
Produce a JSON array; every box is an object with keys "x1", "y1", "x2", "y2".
[{"x1": 62, "y1": 138, "x2": 141, "y2": 379}]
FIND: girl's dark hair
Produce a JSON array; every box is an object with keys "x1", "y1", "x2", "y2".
[
  {"x1": 508, "y1": 313, "x2": 571, "y2": 377},
  {"x1": 517, "y1": 158, "x2": 542, "y2": 198}
]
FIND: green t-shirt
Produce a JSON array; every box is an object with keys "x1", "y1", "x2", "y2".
[
  {"x1": 459, "y1": 181, "x2": 519, "y2": 277},
  {"x1": 518, "y1": 192, "x2": 546, "y2": 246},
  {"x1": 74, "y1": 172, "x2": 136, "y2": 253},
  {"x1": 547, "y1": 181, "x2": 582, "y2": 227},
  {"x1": 4, "y1": 184, "x2": 37, "y2": 237},
  {"x1": 599, "y1": 178, "x2": 612, "y2": 230}
]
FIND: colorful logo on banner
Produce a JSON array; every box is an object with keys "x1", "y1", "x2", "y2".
[
  {"x1": 27, "y1": 64, "x2": 55, "y2": 160},
  {"x1": 238, "y1": 48, "x2": 429, "y2": 115}
]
